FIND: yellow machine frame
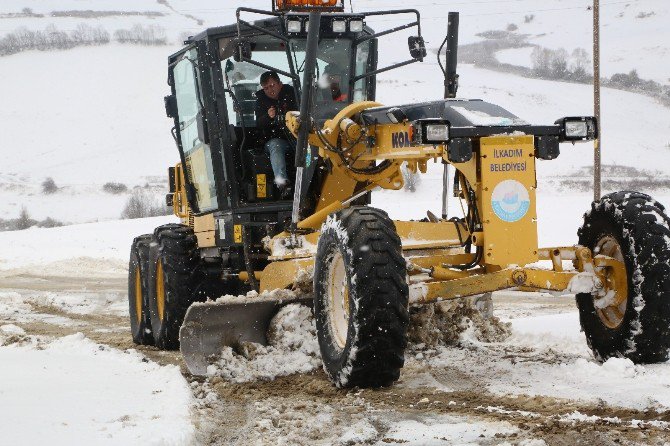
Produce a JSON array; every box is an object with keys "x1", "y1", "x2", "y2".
[{"x1": 175, "y1": 101, "x2": 624, "y2": 307}]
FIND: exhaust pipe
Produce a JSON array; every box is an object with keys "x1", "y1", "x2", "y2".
[{"x1": 443, "y1": 12, "x2": 459, "y2": 99}]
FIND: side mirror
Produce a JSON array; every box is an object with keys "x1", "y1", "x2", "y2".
[
  {"x1": 164, "y1": 95, "x2": 177, "y2": 118},
  {"x1": 233, "y1": 39, "x2": 252, "y2": 62},
  {"x1": 408, "y1": 36, "x2": 427, "y2": 60}
]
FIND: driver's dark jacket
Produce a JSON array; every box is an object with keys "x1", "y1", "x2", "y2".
[{"x1": 254, "y1": 84, "x2": 298, "y2": 143}]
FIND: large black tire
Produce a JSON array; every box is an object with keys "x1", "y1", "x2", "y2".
[
  {"x1": 577, "y1": 191, "x2": 670, "y2": 363},
  {"x1": 148, "y1": 224, "x2": 203, "y2": 350},
  {"x1": 128, "y1": 234, "x2": 154, "y2": 345},
  {"x1": 314, "y1": 206, "x2": 409, "y2": 388}
]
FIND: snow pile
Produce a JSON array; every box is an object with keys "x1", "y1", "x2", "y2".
[
  {"x1": 424, "y1": 311, "x2": 670, "y2": 411},
  {"x1": 206, "y1": 303, "x2": 321, "y2": 382},
  {"x1": 0, "y1": 291, "x2": 32, "y2": 319},
  {"x1": 205, "y1": 293, "x2": 512, "y2": 384},
  {"x1": 339, "y1": 419, "x2": 378, "y2": 445},
  {"x1": 0, "y1": 333, "x2": 195, "y2": 445},
  {"x1": 408, "y1": 299, "x2": 512, "y2": 350},
  {"x1": 0, "y1": 323, "x2": 30, "y2": 346},
  {"x1": 213, "y1": 288, "x2": 304, "y2": 305}
]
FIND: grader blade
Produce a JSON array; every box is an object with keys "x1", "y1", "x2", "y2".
[{"x1": 179, "y1": 297, "x2": 311, "y2": 376}]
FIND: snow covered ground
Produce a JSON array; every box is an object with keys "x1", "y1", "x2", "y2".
[
  {"x1": 3, "y1": 210, "x2": 670, "y2": 444},
  {"x1": 0, "y1": 331, "x2": 194, "y2": 445}
]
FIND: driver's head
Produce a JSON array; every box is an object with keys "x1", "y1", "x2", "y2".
[
  {"x1": 327, "y1": 73, "x2": 342, "y2": 96},
  {"x1": 321, "y1": 65, "x2": 345, "y2": 101},
  {"x1": 260, "y1": 71, "x2": 282, "y2": 100}
]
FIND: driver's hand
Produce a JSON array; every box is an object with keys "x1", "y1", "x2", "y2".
[{"x1": 268, "y1": 106, "x2": 277, "y2": 119}]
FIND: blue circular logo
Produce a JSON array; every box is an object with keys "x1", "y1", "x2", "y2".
[{"x1": 491, "y1": 180, "x2": 530, "y2": 223}]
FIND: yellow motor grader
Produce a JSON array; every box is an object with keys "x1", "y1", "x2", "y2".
[{"x1": 128, "y1": 0, "x2": 670, "y2": 388}]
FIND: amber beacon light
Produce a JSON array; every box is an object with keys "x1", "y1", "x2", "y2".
[{"x1": 273, "y1": 0, "x2": 345, "y2": 12}]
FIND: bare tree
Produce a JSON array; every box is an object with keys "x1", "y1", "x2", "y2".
[
  {"x1": 16, "y1": 207, "x2": 34, "y2": 230},
  {"x1": 121, "y1": 189, "x2": 169, "y2": 219}
]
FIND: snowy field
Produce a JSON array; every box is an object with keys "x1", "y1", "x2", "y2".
[
  {"x1": 3, "y1": 203, "x2": 670, "y2": 444},
  {"x1": 2, "y1": 0, "x2": 670, "y2": 444}
]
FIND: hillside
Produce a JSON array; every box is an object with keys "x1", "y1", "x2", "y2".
[{"x1": 1, "y1": 0, "x2": 669, "y2": 223}]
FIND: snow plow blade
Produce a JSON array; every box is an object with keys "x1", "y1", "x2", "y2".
[{"x1": 179, "y1": 296, "x2": 312, "y2": 376}]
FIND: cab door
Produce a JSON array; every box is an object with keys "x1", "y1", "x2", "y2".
[{"x1": 170, "y1": 47, "x2": 220, "y2": 214}]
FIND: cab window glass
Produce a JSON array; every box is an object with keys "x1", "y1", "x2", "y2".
[
  {"x1": 289, "y1": 38, "x2": 352, "y2": 121},
  {"x1": 222, "y1": 51, "x2": 294, "y2": 127},
  {"x1": 353, "y1": 40, "x2": 372, "y2": 102},
  {"x1": 173, "y1": 49, "x2": 217, "y2": 212}
]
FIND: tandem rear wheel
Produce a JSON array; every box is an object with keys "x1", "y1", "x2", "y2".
[
  {"x1": 128, "y1": 234, "x2": 154, "y2": 346},
  {"x1": 147, "y1": 224, "x2": 204, "y2": 350}
]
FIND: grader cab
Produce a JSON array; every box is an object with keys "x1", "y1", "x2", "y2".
[{"x1": 128, "y1": 0, "x2": 670, "y2": 388}]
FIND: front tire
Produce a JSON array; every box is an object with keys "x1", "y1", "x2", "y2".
[
  {"x1": 128, "y1": 234, "x2": 154, "y2": 345},
  {"x1": 148, "y1": 224, "x2": 203, "y2": 350},
  {"x1": 314, "y1": 206, "x2": 409, "y2": 388},
  {"x1": 577, "y1": 191, "x2": 670, "y2": 363}
]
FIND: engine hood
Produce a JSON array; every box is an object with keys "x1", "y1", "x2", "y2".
[{"x1": 360, "y1": 99, "x2": 529, "y2": 128}]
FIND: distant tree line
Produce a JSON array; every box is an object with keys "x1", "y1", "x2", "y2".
[
  {"x1": 0, "y1": 23, "x2": 168, "y2": 57},
  {"x1": 531, "y1": 47, "x2": 591, "y2": 82},
  {"x1": 114, "y1": 24, "x2": 167, "y2": 46},
  {"x1": 531, "y1": 46, "x2": 670, "y2": 102},
  {"x1": 460, "y1": 26, "x2": 670, "y2": 107},
  {"x1": 0, "y1": 207, "x2": 64, "y2": 232},
  {"x1": 0, "y1": 7, "x2": 43, "y2": 19}
]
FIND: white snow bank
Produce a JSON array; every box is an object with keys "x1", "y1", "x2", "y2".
[
  {"x1": 478, "y1": 312, "x2": 670, "y2": 410},
  {"x1": 0, "y1": 291, "x2": 32, "y2": 319},
  {"x1": 0, "y1": 333, "x2": 195, "y2": 445},
  {"x1": 0, "y1": 215, "x2": 176, "y2": 272}
]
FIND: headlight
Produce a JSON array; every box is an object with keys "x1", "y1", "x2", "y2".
[
  {"x1": 349, "y1": 20, "x2": 364, "y2": 33},
  {"x1": 565, "y1": 121, "x2": 588, "y2": 138},
  {"x1": 332, "y1": 20, "x2": 346, "y2": 33},
  {"x1": 410, "y1": 120, "x2": 451, "y2": 144},
  {"x1": 425, "y1": 124, "x2": 449, "y2": 142},
  {"x1": 556, "y1": 116, "x2": 598, "y2": 142},
  {"x1": 287, "y1": 20, "x2": 302, "y2": 33}
]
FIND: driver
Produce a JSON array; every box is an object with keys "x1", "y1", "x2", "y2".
[
  {"x1": 320, "y1": 64, "x2": 348, "y2": 102},
  {"x1": 254, "y1": 71, "x2": 298, "y2": 199}
]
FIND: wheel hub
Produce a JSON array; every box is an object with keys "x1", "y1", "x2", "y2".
[
  {"x1": 327, "y1": 251, "x2": 349, "y2": 350},
  {"x1": 134, "y1": 266, "x2": 143, "y2": 324},
  {"x1": 156, "y1": 260, "x2": 165, "y2": 322},
  {"x1": 593, "y1": 236, "x2": 628, "y2": 329}
]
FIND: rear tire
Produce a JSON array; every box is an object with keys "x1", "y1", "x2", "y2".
[
  {"x1": 577, "y1": 191, "x2": 670, "y2": 363},
  {"x1": 128, "y1": 234, "x2": 154, "y2": 345},
  {"x1": 148, "y1": 224, "x2": 203, "y2": 350},
  {"x1": 314, "y1": 206, "x2": 409, "y2": 388}
]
